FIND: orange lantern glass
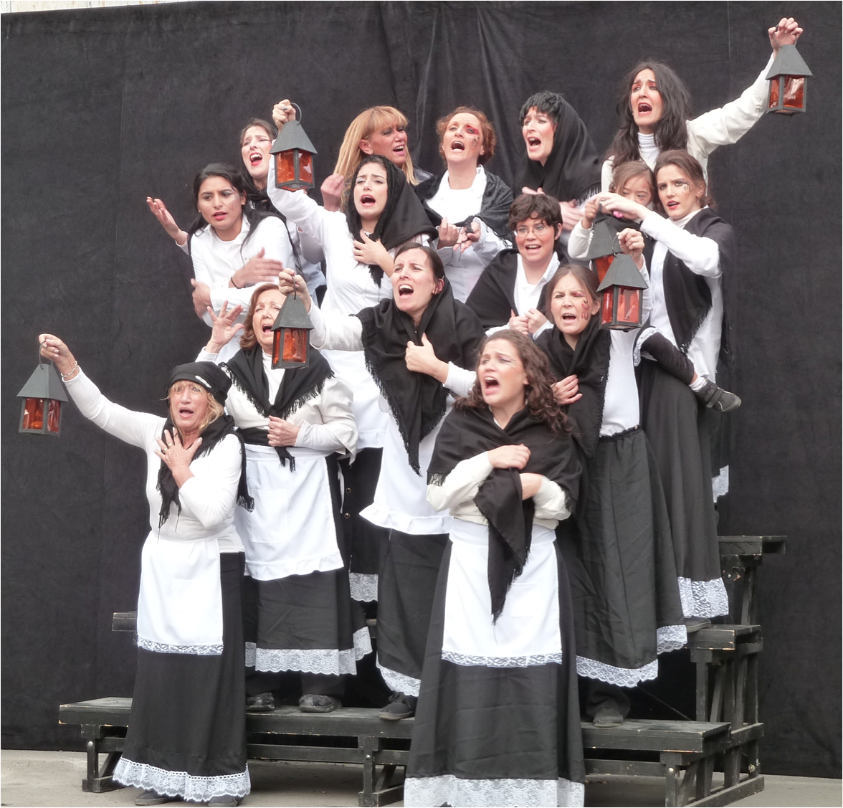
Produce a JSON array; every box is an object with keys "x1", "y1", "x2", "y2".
[
  {"x1": 596, "y1": 252, "x2": 648, "y2": 331},
  {"x1": 766, "y1": 44, "x2": 812, "y2": 115},
  {"x1": 17, "y1": 357, "x2": 68, "y2": 436},
  {"x1": 271, "y1": 290, "x2": 315, "y2": 369},
  {"x1": 585, "y1": 218, "x2": 618, "y2": 283},
  {"x1": 270, "y1": 119, "x2": 318, "y2": 191}
]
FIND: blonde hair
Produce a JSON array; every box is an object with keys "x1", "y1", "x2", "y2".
[
  {"x1": 167, "y1": 382, "x2": 224, "y2": 437},
  {"x1": 333, "y1": 106, "x2": 418, "y2": 191}
]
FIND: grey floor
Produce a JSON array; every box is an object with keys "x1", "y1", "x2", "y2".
[{"x1": 1, "y1": 751, "x2": 841, "y2": 807}]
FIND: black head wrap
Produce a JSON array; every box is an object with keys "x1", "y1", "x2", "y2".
[
  {"x1": 157, "y1": 362, "x2": 252, "y2": 528},
  {"x1": 515, "y1": 97, "x2": 601, "y2": 204},
  {"x1": 345, "y1": 155, "x2": 437, "y2": 285}
]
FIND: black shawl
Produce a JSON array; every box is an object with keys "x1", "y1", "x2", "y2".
[
  {"x1": 661, "y1": 207, "x2": 734, "y2": 363},
  {"x1": 345, "y1": 159, "x2": 437, "y2": 285},
  {"x1": 535, "y1": 319, "x2": 611, "y2": 459},
  {"x1": 223, "y1": 344, "x2": 333, "y2": 471},
  {"x1": 428, "y1": 405, "x2": 581, "y2": 621},
  {"x1": 415, "y1": 169, "x2": 514, "y2": 240},
  {"x1": 515, "y1": 100, "x2": 601, "y2": 204},
  {"x1": 355, "y1": 281, "x2": 485, "y2": 475}
]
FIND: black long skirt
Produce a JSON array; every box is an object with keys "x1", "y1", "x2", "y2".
[
  {"x1": 114, "y1": 553, "x2": 249, "y2": 802},
  {"x1": 639, "y1": 362, "x2": 729, "y2": 617},
  {"x1": 557, "y1": 428, "x2": 686, "y2": 687},
  {"x1": 340, "y1": 448, "x2": 391, "y2": 603},
  {"x1": 376, "y1": 529, "x2": 449, "y2": 696},
  {"x1": 405, "y1": 541, "x2": 585, "y2": 807}
]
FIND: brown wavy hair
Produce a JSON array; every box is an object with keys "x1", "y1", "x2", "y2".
[
  {"x1": 167, "y1": 383, "x2": 224, "y2": 436},
  {"x1": 456, "y1": 330, "x2": 569, "y2": 434},
  {"x1": 435, "y1": 106, "x2": 497, "y2": 166},
  {"x1": 239, "y1": 283, "x2": 283, "y2": 350},
  {"x1": 653, "y1": 149, "x2": 714, "y2": 208}
]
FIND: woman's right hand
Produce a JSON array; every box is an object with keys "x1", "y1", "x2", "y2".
[
  {"x1": 234, "y1": 248, "x2": 287, "y2": 287},
  {"x1": 581, "y1": 197, "x2": 600, "y2": 229},
  {"x1": 321, "y1": 174, "x2": 345, "y2": 213},
  {"x1": 437, "y1": 217, "x2": 460, "y2": 249},
  {"x1": 508, "y1": 310, "x2": 530, "y2": 336},
  {"x1": 38, "y1": 334, "x2": 79, "y2": 379},
  {"x1": 272, "y1": 98, "x2": 297, "y2": 129},
  {"x1": 552, "y1": 375, "x2": 581, "y2": 406},
  {"x1": 146, "y1": 197, "x2": 188, "y2": 246},
  {"x1": 277, "y1": 268, "x2": 312, "y2": 313},
  {"x1": 206, "y1": 302, "x2": 244, "y2": 353},
  {"x1": 488, "y1": 444, "x2": 531, "y2": 470}
]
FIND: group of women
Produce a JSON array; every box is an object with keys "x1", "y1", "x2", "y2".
[{"x1": 41, "y1": 15, "x2": 801, "y2": 808}]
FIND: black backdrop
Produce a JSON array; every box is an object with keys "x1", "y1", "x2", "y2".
[{"x1": 2, "y1": 1, "x2": 840, "y2": 778}]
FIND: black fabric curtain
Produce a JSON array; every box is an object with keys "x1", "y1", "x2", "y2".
[{"x1": 1, "y1": 1, "x2": 840, "y2": 777}]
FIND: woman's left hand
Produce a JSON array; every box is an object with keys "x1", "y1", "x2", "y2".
[
  {"x1": 353, "y1": 232, "x2": 390, "y2": 268},
  {"x1": 405, "y1": 334, "x2": 448, "y2": 382},
  {"x1": 769, "y1": 17, "x2": 802, "y2": 50},
  {"x1": 552, "y1": 375, "x2": 581, "y2": 406},
  {"x1": 268, "y1": 415, "x2": 300, "y2": 447},
  {"x1": 597, "y1": 192, "x2": 648, "y2": 222},
  {"x1": 618, "y1": 228, "x2": 646, "y2": 269},
  {"x1": 272, "y1": 98, "x2": 297, "y2": 128},
  {"x1": 155, "y1": 429, "x2": 201, "y2": 473},
  {"x1": 519, "y1": 472, "x2": 543, "y2": 500},
  {"x1": 437, "y1": 217, "x2": 460, "y2": 249},
  {"x1": 525, "y1": 308, "x2": 548, "y2": 335},
  {"x1": 277, "y1": 269, "x2": 313, "y2": 313},
  {"x1": 206, "y1": 301, "x2": 244, "y2": 353}
]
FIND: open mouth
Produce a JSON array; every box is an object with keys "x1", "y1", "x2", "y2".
[
  {"x1": 559, "y1": 312, "x2": 577, "y2": 324},
  {"x1": 527, "y1": 136, "x2": 541, "y2": 148},
  {"x1": 213, "y1": 212, "x2": 227, "y2": 220},
  {"x1": 178, "y1": 406, "x2": 194, "y2": 418},
  {"x1": 393, "y1": 144, "x2": 405, "y2": 153},
  {"x1": 398, "y1": 284, "x2": 413, "y2": 297},
  {"x1": 360, "y1": 193, "x2": 376, "y2": 205},
  {"x1": 482, "y1": 376, "x2": 500, "y2": 393},
  {"x1": 261, "y1": 322, "x2": 273, "y2": 334},
  {"x1": 666, "y1": 200, "x2": 679, "y2": 210},
  {"x1": 450, "y1": 141, "x2": 465, "y2": 151},
  {"x1": 637, "y1": 102, "x2": 652, "y2": 114},
  {"x1": 250, "y1": 153, "x2": 263, "y2": 165}
]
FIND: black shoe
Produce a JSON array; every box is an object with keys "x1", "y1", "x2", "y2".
[
  {"x1": 684, "y1": 617, "x2": 712, "y2": 633},
  {"x1": 246, "y1": 691, "x2": 275, "y2": 712},
  {"x1": 379, "y1": 692, "x2": 417, "y2": 720},
  {"x1": 696, "y1": 379, "x2": 741, "y2": 413},
  {"x1": 135, "y1": 791, "x2": 180, "y2": 806},
  {"x1": 299, "y1": 694, "x2": 341, "y2": 713},
  {"x1": 592, "y1": 700, "x2": 624, "y2": 728}
]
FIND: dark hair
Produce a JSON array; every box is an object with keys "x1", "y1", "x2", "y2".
[
  {"x1": 606, "y1": 62, "x2": 691, "y2": 165},
  {"x1": 507, "y1": 193, "x2": 563, "y2": 232},
  {"x1": 239, "y1": 118, "x2": 277, "y2": 147},
  {"x1": 609, "y1": 160, "x2": 656, "y2": 202},
  {"x1": 546, "y1": 264, "x2": 600, "y2": 309},
  {"x1": 457, "y1": 330, "x2": 569, "y2": 433},
  {"x1": 435, "y1": 106, "x2": 497, "y2": 166},
  {"x1": 653, "y1": 149, "x2": 714, "y2": 208},
  {"x1": 238, "y1": 118, "x2": 277, "y2": 203},
  {"x1": 240, "y1": 283, "x2": 281, "y2": 350},
  {"x1": 186, "y1": 163, "x2": 273, "y2": 255},
  {"x1": 394, "y1": 242, "x2": 446, "y2": 280},
  {"x1": 519, "y1": 91, "x2": 567, "y2": 126},
  {"x1": 344, "y1": 154, "x2": 404, "y2": 242}
]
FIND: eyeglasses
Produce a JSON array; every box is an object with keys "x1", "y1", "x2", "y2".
[{"x1": 515, "y1": 223, "x2": 549, "y2": 236}]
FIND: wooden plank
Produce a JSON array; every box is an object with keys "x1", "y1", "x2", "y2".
[
  {"x1": 728, "y1": 723, "x2": 764, "y2": 745},
  {"x1": 247, "y1": 745, "x2": 360, "y2": 764},
  {"x1": 688, "y1": 625, "x2": 761, "y2": 651},
  {"x1": 689, "y1": 775, "x2": 765, "y2": 806},
  {"x1": 59, "y1": 699, "x2": 131, "y2": 727},
  {"x1": 717, "y1": 536, "x2": 786, "y2": 556},
  {"x1": 246, "y1": 706, "x2": 415, "y2": 739},
  {"x1": 584, "y1": 759, "x2": 665, "y2": 777},
  {"x1": 582, "y1": 720, "x2": 729, "y2": 753},
  {"x1": 359, "y1": 783, "x2": 404, "y2": 807},
  {"x1": 112, "y1": 612, "x2": 137, "y2": 632}
]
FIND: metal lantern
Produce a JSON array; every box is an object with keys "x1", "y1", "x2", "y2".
[
  {"x1": 596, "y1": 252, "x2": 648, "y2": 331},
  {"x1": 270, "y1": 117, "x2": 318, "y2": 191},
  {"x1": 17, "y1": 356, "x2": 68, "y2": 435},
  {"x1": 766, "y1": 44, "x2": 812, "y2": 115},
  {"x1": 585, "y1": 216, "x2": 619, "y2": 283},
  {"x1": 271, "y1": 290, "x2": 315, "y2": 369}
]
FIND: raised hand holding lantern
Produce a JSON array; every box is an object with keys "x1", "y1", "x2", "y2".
[
  {"x1": 271, "y1": 283, "x2": 315, "y2": 369},
  {"x1": 270, "y1": 106, "x2": 318, "y2": 191},
  {"x1": 596, "y1": 238, "x2": 648, "y2": 331},
  {"x1": 17, "y1": 353, "x2": 68, "y2": 435},
  {"x1": 766, "y1": 44, "x2": 812, "y2": 115}
]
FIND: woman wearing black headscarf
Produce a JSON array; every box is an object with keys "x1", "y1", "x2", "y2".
[
  {"x1": 405, "y1": 330, "x2": 583, "y2": 808},
  {"x1": 38, "y1": 336, "x2": 250, "y2": 807},
  {"x1": 277, "y1": 244, "x2": 485, "y2": 720},
  {"x1": 268, "y1": 154, "x2": 437, "y2": 609}
]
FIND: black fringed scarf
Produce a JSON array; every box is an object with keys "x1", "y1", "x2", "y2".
[
  {"x1": 515, "y1": 100, "x2": 601, "y2": 204},
  {"x1": 661, "y1": 208, "x2": 734, "y2": 363},
  {"x1": 345, "y1": 158, "x2": 437, "y2": 285},
  {"x1": 535, "y1": 318, "x2": 611, "y2": 459},
  {"x1": 415, "y1": 169, "x2": 514, "y2": 240},
  {"x1": 223, "y1": 344, "x2": 333, "y2": 471},
  {"x1": 428, "y1": 405, "x2": 580, "y2": 621},
  {"x1": 355, "y1": 281, "x2": 485, "y2": 475}
]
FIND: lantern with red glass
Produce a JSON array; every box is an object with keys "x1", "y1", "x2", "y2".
[
  {"x1": 596, "y1": 251, "x2": 648, "y2": 331},
  {"x1": 766, "y1": 44, "x2": 812, "y2": 115},
  {"x1": 585, "y1": 216, "x2": 620, "y2": 283},
  {"x1": 271, "y1": 288, "x2": 315, "y2": 369},
  {"x1": 270, "y1": 114, "x2": 318, "y2": 191},
  {"x1": 17, "y1": 356, "x2": 68, "y2": 435}
]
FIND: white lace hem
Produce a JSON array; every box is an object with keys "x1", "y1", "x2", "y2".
[
  {"x1": 114, "y1": 757, "x2": 250, "y2": 801},
  {"x1": 678, "y1": 576, "x2": 729, "y2": 618},
  {"x1": 576, "y1": 656, "x2": 658, "y2": 687},
  {"x1": 137, "y1": 637, "x2": 222, "y2": 656},
  {"x1": 349, "y1": 572, "x2": 378, "y2": 602},
  {"x1": 657, "y1": 624, "x2": 688, "y2": 653},
  {"x1": 255, "y1": 628, "x2": 371, "y2": 675},
  {"x1": 712, "y1": 465, "x2": 729, "y2": 501},
  {"x1": 442, "y1": 650, "x2": 563, "y2": 669},
  {"x1": 376, "y1": 659, "x2": 420, "y2": 697},
  {"x1": 244, "y1": 642, "x2": 256, "y2": 668},
  {"x1": 633, "y1": 326, "x2": 659, "y2": 367},
  {"x1": 404, "y1": 774, "x2": 584, "y2": 807}
]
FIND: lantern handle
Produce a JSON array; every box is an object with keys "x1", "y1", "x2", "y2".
[
  {"x1": 290, "y1": 102, "x2": 303, "y2": 124},
  {"x1": 611, "y1": 232, "x2": 622, "y2": 257}
]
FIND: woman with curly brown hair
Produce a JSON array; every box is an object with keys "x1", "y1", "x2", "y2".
[{"x1": 405, "y1": 330, "x2": 584, "y2": 808}]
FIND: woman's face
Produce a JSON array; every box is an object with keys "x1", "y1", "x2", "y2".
[
  {"x1": 353, "y1": 162, "x2": 389, "y2": 223},
  {"x1": 656, "y1": 164, "x2": 704, "y2": 220},
  {"x1": 169, "y1": 381, "x2": 210, "y2": 437},
  {"x1": 514, "y1": 214, "x2": 559, "y2": 270},
  {"x1": 549, "y1": 273, "x2": 600, "y2": 349},
  {"x1": 197, "y1": 176, "x2": 246, "y2": 239},
  {"x1": 392, "y1": 248, "x2": 443, "y2": 324},
  {"x1": 241, "y1": 125, "x2": 273, "y2": 187},
  {"x1": 620, "y1": 174, "x2": 654, "y2": 207},
  {"x1": 521, "y1": 106, "x2": 556, "y2": 165},
  {"x1": 442, "y1": 112, "x2": 484, "y2": 168},
  {"x1": 252, "y1": 288, "x2": 285, "y2": 354},
  {"x1": 478, "y1": 339, "x2": 529, "y2": 411},
  {"x1": 360, "y1": 119, "x2": 408, "y2": 168},
  {"x1": 630, "y1": 69, "x2": 664, "y2": 134}
]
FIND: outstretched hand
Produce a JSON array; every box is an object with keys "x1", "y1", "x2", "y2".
[
  {"x1": 206, "y1": 301, "x2": 244, "y2": 354},
  {"x1": 768, "y1": 17, "x2": 802, "y2": 51},
  {"x1": 38, "y1": 333, "x2": 79, "y2": 379},
  {"x1": 146, "y1": 197, "x2": 187, "y2": 245}
]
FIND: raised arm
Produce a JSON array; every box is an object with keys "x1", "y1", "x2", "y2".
[{"x1": 640, "y1": 212, "x2": 721, "y2": 278}]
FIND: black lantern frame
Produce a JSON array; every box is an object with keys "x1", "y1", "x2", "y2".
[
  {"x1": 585, "y1": 216, "x2": 620, "y2": 283},
  {"x1": 270, "y1": 112, "x2": 318, "y2": 191},
  {"x1": 596, "y1": 247, "x2": 648, "y2": 331},
  {"x1": 17, "y1": 354, "x2": 69, "y2": 435},
  {"x1": 271, "y1": 289, "x2": 315, "y2": 369},
  {"x1": 765, "y1": 44, "x2": 812, "y2": 115}
]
